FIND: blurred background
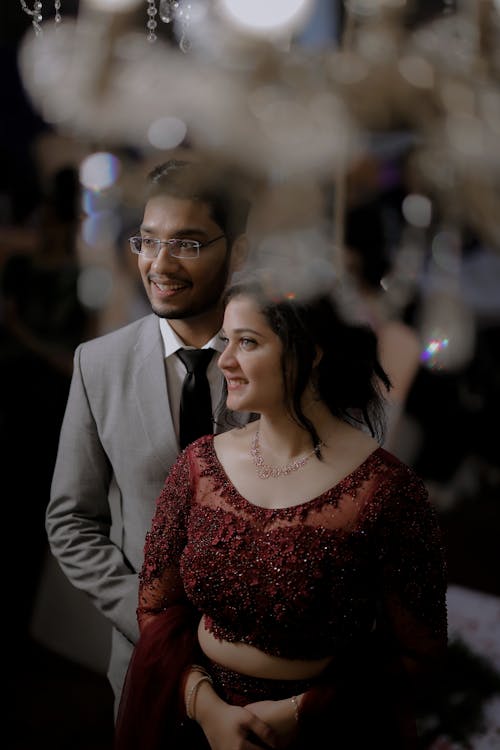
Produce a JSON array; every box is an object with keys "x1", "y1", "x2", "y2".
[{"x1": 1, "y1": 1, "x2": 499, "y2": 748}]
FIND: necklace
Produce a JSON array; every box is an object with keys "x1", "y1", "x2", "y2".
[{"x1": 250, "y1": 430, "x2": 322, "y2": 480}]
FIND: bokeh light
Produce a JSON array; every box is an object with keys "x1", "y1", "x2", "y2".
[
  {"x1": 82, "y1": 188, "x2": 119, "y2": 216},
  {"x1": 147, "y1": 116, "x2": 187, "y2": 149},
  {"x1": 431, "y1": 231, "x2": 461, "y2": 275},
  {"x1": 418, "y1": 291, "x2": 476, "y2": 372},
  {"x1": 446, "y1": 113, "x2": 485, "y2": 158},
  {"x1": 79, "y1": 153, "x2": 121, "y2": 192},
  {"x1": 398, "y1": 56, "x2": 434, "y2": 89},
  {"x1": 77, "y1": 266, "x2": 114, "y2": 309},
  {"x1": 82, "y1": 211, "x2": 121, "y2": 248},
  {"x1": 420, "y1": 336, "x2": 449, "y2": 369},
  {"x1": 85, "y1": 0, "x2": 142, "y2": 11},
  {"x1": 217, "y1": 0, "x2": 313, "y2": 35},
  {"x1": 402, "y1": 193, "x2": 432, "y2": 228}
]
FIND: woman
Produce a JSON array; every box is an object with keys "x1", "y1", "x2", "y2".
[{"x1": 115, "y1": 275, "x2": 447, "y2": 750}]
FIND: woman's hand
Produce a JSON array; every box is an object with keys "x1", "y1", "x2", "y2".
[
  {"x1": 244, "y1": 697, "x2": 300, "y2": 749},
  {"x1": 194, "y1": 680, "x2": 278, "y2": 750}
]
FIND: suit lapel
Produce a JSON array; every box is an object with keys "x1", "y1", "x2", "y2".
[
  {"x1": 131, "y1": 317, "x2": 254, "y2": 464},
  {"x1": 132, "y1": 316, "x2": 177, "y2": 473}
]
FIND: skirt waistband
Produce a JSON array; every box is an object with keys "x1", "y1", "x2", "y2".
[{"x1": 204, "y1": 659, "x2": 316, "y2": 704}]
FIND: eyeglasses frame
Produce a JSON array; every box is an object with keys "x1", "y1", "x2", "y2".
[{"x1": 129, "y1": 234, "x2": 226, "y2": 259}]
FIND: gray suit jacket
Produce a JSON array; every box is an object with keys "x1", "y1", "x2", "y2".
[{"x1": 46, "y1": 314, "x2": 243, "y2": 704}]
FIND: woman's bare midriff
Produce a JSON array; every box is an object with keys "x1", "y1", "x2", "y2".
[{"x1": 197, "y1": 615, "x2": 333, "y2": 680}]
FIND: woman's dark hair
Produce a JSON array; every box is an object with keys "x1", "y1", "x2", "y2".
[
  {"x1": 147, "y1": 159, "x2": 249, "y2": 244},
  {"x1": 223, "y1": 275, "x2": 392, "y2": 452}
]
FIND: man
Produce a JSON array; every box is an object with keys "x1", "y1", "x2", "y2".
[{"x1": 46, "y1": 159, "x2": 250, "y2": 709}]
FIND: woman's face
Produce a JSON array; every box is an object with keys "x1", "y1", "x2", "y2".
[{"x1": 218, "y1": 294, "x2": 285, "y2": 415}]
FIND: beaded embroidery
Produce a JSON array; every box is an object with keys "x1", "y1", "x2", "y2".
[{"x1": 138, "y1": 435, "x2": 447, "y2": 663}]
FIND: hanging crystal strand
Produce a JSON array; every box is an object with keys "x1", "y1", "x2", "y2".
[
  {"x1": 157, "y1": 1, "x2": 191, "y2": 53},
  {"x1": 159, "y1": 0, "x2": 177, "y2": 24},
  {"x1": 178, "y1": 2, "x2": 192, "y2": 53},
  {"x1": 19, "y1": 0, "x2": 44, "y2": 35},
  {"x1": 146, "y1": 0, "x2": 158, "y2": 43},
  {"x1": 54, "y1": 0, "x2": 62, "y2": 25}
]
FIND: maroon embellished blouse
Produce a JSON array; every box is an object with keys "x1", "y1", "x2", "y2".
[{"x1": 138, "y1": 435, "x2": 447, "y2": 668}]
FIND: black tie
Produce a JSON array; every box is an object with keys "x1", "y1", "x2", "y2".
[{"x1": 176, "y1": 348, "x2": 215, "y2": 450}]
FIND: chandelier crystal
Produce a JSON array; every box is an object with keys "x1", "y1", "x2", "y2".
[
  {"x1": 19, "y1": 0, "x2": 62, "y2": 35},
  {"x1": 19, "y1": 0, "x2": 190, "y2": 50}
]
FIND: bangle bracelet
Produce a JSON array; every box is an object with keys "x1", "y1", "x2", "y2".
[
  {"x1": 191, "y1": 664, "x2": 210, "y2": 677},
  {"x1": 290, "y1": 695, "x2": 300, "y2": 723},
  {"x1": 186, "y1": 674, "x2": 213, "y2": 721}
]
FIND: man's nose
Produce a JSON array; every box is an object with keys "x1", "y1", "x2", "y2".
[{"x1": 151, "y1": 247, "x2": 181, "y2": 271}]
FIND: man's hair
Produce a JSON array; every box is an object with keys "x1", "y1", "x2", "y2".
[{"x1": 146, "y1": 159, "x2": 250, "y2": 243}]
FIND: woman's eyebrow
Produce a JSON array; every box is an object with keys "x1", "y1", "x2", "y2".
[{"x1": 225, "y1": 327, "x2": 263, "y2": 337}]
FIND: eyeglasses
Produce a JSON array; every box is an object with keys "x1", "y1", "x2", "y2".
[{"x1": 129, "y1": 234, "x2": 225, "y2": 260}]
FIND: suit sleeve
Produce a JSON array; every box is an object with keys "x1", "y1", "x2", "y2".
[{"x1": 46, "y1": 343, "x2": 140, "y2": 645}]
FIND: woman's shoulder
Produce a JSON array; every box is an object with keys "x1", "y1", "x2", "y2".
[
  {"x1": 370, "y1": 448, "x2": 430, "y2": 509},
  {"x1": 376, "y1": 445, "x2": 420, "y2": 473},
  {"x1": 325, "y1": 419, "x2": 378, "y2": 462}
]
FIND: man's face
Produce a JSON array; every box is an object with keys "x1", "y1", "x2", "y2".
[{"x1": 138, "y1": 193, "x2": 231, "y2": 321}]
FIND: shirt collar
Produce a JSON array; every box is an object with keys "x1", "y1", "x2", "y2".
[{"x1": 158, "y1": 317, "x2": 225, "y2": 358}]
